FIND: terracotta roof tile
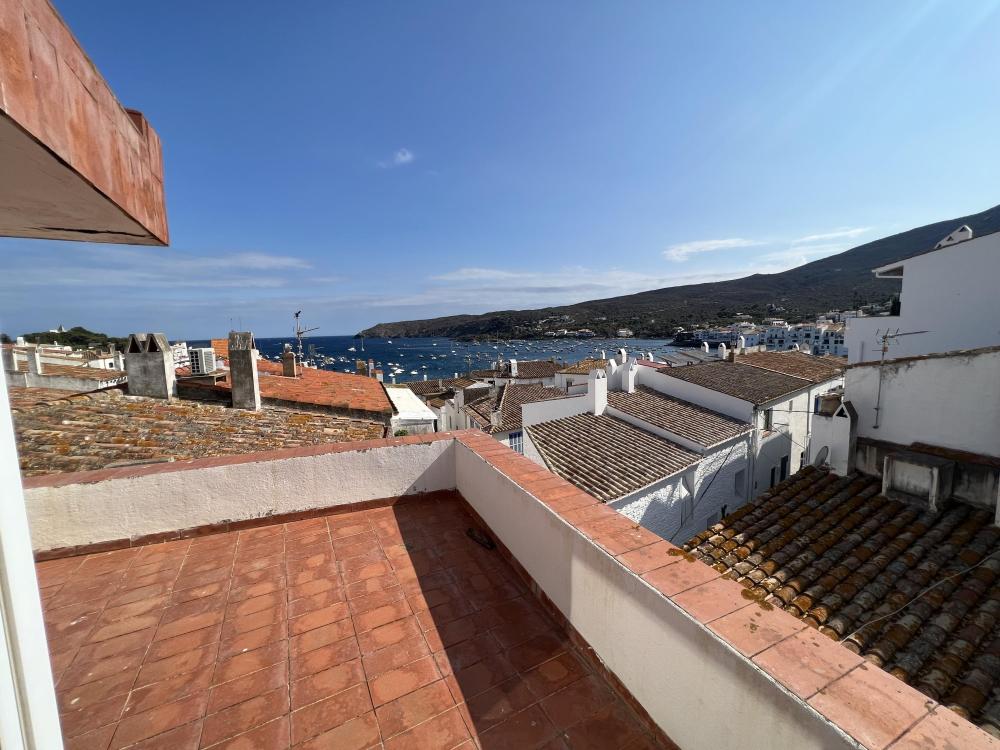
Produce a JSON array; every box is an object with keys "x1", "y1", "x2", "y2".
[
  {"x1": 606, "y1": 386, "x2": 751, "y2": 448},
  {"x1": 684, "y1": 465, "x2": 1000, "y2": 733},
  {"x1": 659, "y1": 361, "x2": 811, "y2": 405},
  {"x1": 526, "y1": 413, "x2": 701, "y2": 501},
  {"x1": 463, "y1": 384, "x2": 567, "y2": 433},
  {"x1": 14, "y1": 361, "x2": 127, "y2": 382},
  {"x1": 735, "y1": 351, "x2": 845, "y2": 383},
  {"x1": 558, "y1": 358, "x2": 607, "y2": 375},
  {"x1": 504, "y1": 360, "x2": 560, "y2": 379},
  {"x1": 216, "y1": 360, "x2": 392, "y2": 418},
  {"x1": 403, "y1": 377, "x2": 478, "y2": 397},
  {"x1": 9, "y1": 386, "x2": 385, "y2": 477}
]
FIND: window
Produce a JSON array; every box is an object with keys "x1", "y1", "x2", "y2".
[
  {"x1": 763, "y1": 408, "x2": 773, "y2": 431},
  {"x1": 780, "y1": 455, "x2": 789, "y2": 481},
  {"x1": 734, "y1": 469, "x2": 745, "y2": 497},
  {"x1": 509, "y1": 431, "x2": 523, "y2": 454},
  {"x1": 770, "y1": 466, "x2": 777, "y2": 488}
]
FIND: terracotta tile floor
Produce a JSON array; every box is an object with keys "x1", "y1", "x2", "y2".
[{"x1": 37, "y1": 492, "x2": 658, "y2": 749}]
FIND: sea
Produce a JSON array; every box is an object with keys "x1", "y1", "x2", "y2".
[{"x1": 188, "y1": 336, "x2": 680, "y2": 384}]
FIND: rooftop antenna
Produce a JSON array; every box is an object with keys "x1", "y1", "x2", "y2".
[
  {"x1": 293, "y1": 311, "x2": 319, "y2": 361},
  {"x1": 872, "y1": 328, "x2": 928, "y2": 429}
]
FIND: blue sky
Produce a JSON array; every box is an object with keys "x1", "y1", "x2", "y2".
[{"x1": 3, "y1": 1, "x2": 999, "y2": 338}]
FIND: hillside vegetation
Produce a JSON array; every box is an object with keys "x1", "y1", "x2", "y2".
[{"x1": 360, "y1": 203, "x2": 1000, "y2": 339}]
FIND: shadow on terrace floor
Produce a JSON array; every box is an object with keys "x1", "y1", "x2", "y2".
[{"x1": 35, "y1": 490, "x2": 661, "y2": 749}]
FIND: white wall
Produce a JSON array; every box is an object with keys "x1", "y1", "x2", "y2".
[
  {"x1": 847, "y1": 349, "x2": 1000, "y2": 458},
  {"x1": 522, "y1": 394, "x2": 588, "y2": 427},
  {"x1": 612, "y1": 438, "x2": 750, "y2": 544},
  {"x1": 846, "y1": 232, "x2": 1000, "y2": 364},
  {"x1": 24, "y1": 439, "x2": 456, "y2": 551},
  {"x1": 636, "y1": 367, "x2": 754, "y2": 422},
  {"x1": 454, "y1": 443, "x2": 855, "y2": 750}
]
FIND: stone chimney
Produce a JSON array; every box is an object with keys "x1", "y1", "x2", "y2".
[
  {"x1": 281, "y1": 344, "x2": 298, "y2": 378},
  {"x1": 623, "y1": 357, "x2": 638, "y2": 394},
  {"x1": 509, "y1": 359, "x2": 518, "y2": 377},
  {"x1": 587, "y1": 370, "x2": 608, "y2": 416},
  {"x1": 228, "y1": 332, "x2": 261, "y2": 410},
  {"x1": 125, "y1": 333, "x2": 176, "y2": 399}
]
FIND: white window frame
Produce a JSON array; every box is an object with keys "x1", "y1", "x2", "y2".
[{"x1": 508, "y1": 430, "x2": 524, "y2": 454}]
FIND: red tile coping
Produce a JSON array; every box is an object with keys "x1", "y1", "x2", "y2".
[
  {"x1": 453, "y1": 431, "x2": 999, "y2": 750},
  {"x1": 23, "y1": 430, "x2": 463, "y2": 490}
]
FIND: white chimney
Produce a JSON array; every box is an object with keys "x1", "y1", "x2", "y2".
[
  {"x1": 934, "y1": 224, "x2": 973, "y2": 250},
  {"x1": 738, "y1": 336, "x2": 746, "y2": 353},
  {"x1": 702, "y1": 342, "x2": 709, "y2": 353},
  {"x1": 617, "y1": 348, "x2": 627, "y2": 365},
  {"x1": 1, "y1": 347, "x2": 14, "y2": 373},
  {"x1": 113, "y1": 350, "x2": 125, "y2": 370},
  {"x1": 587, "y1": 369, "x2": 608, "y2": 415},
  {"x1": 624, "y1": 357, "x2": 638, "y2": 393},
  {"x1": 27, "y1": 347, "x2": 42, "y2": 375},
  {"x1": 423, "y1": 373, "x2": 428, "y2": 381},
  {"x1": 509, "y1": 359, "x2": 518, "y2": 377},
  {"x1": 600, "y1": 350, "x2": 606, "y2": 360},
  {"x1": 15, "y1": 336, "x2": 25, "y2": 346},
  {"x1": 646, "y1": 352, "x2": 653, "y2": 361},
  {"x1": 718, "y1": 343, "x2": 727, "y2": 361}
]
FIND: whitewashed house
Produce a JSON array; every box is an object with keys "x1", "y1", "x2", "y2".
[
  {"x1": 385, "y1": 386, "x2": 438, "y2": 435},
  {"x1": 846, "y1": 225, "x2": 1000, "y2": 364},
  {"x1": 464, "y1": 382, "x2": 568, "y2": 452},
  {"x1": 811, "y1": 225, "x2": 1000, "y2": 512},
  {"x1": 522, "y1": 365, "x2": 753, "y2": 543},
  {"x1": 639, "y1": 350, "x2": 844, "y2": 495}
]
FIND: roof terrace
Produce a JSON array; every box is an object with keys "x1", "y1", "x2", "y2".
[{"x1": 23, "y1": 432, "x2": 998, "y2": 749}]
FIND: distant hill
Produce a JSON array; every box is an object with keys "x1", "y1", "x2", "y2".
[
  {"x1": 16, "y1": 326, "x2": 127, "y2": 349},
  {"x1": 360, "y1": 203, "x2": 1000, "y2": 340}
]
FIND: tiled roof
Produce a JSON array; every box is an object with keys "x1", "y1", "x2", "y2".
[
  {"x1": 36, "y1": 493, "x2": 654, "y2": 749},
  {"x1": 404, "y1": 377, "x2": 478, "y2": 397},
  {"x1": 463, "y1": 384, "x2": 567, "y2": 433},
  {"x1": 659, "y1": 361, "x2": 811, "y2": 405},
  {"x1": 217, "y1": 360, "x2": 392, "y2": 418},
  {"x1": 684, "y1": 466, "x2": 1000, "y2": 733},
  {"x1": 14, "y1": 361, "x2": 127, "y2": 382},
  {"x1": 736, "y1": 351, "x2": 845, "y2": 383},
  {"x1": 526, "y1": 413, "x2": 700, "y2": 501},
  {"x1": 506, "y1": 360, "x2": 560, "y2": 379},
  {"x1": 9, "y1": 386, "x2": 386, "y2": 477},
  {"x1": 606, "y1": 386, "x2": 751, "y2": 448},
  {"x1": 558, "y1": 358, "x2": 607, "y2": 375},
  {"x1": 7, "y1": 386, "x2": 85, "y2": 409}
]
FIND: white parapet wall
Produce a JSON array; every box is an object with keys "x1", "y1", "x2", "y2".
[
  {"x1": 23, "y1": 437, "x2": 456, "y2": 551},
  {"x1": 454, "y1": 441, "x2": 854, "y2": 750}
]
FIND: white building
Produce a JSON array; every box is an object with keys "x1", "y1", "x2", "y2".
[
  {"x1": 846, "y1": 225, "x2": 1000, "y2": 364},
  {"x1": 638, "y1": 350, "x2": 844, "y2": 495},
  {"x1": 522, "y1": 364, "x2": 753, "y2": 543},
  {"x1": 464, "y1": 382, "x2": 568, "y2": 452},
  {"x1": 385, "y1": 386, "x2": 438, "y2": 435},
  {"x1": 811, "y1": 225, "x2": 1000, "y2": 512}
]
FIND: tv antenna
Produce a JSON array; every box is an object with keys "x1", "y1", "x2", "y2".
[
  {"x1": 293, "y1": 311, "x2": 320, "y2": 361},
  {"x1": 872, "y1": 327, "x2": 928, "y2": 428}
]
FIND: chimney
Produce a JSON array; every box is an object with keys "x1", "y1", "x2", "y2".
[
  {"x1": 113, "y1": 350, "x2": 125, "y2": 370},
  {"x1": 124, "y1": 333, "x2": 177, "y2": 399},
  {"x1": 281, "y1": 344, "x2": 298, "y2": 377},
  {"x1": 702, "y1": 342, "x2": 709, "y2": 353},
  {"x1": 15, "y1": 336, "x2": 25, "y2": 346},
  {"x1": 228, "y1": 331, "x2": 261, "y2": 411},
  {"x1": 26, "y1": 347, "x2": 42, "y2": 375},
  {"x1": 719, "y1": 343, "x2": 727, "y2": 361},
  {"x1": 509, "y1": 359, "x2": 518, "y2": 377},
  {"x1": 368, "y1": 358, "x2": 375, "y2": 378},
  {"x1": 600, "y1": 350, "x2": 606, "y2": 360},
  {"x1": 617, "y1": 348, "x2": 627, "y2": 365},
  {"x1": 587, "y1": 370, "x2": 608, "y2": 416},
  {"x1": 737, "y1": 335, "x2": 746, "y2": 354},
  {"x1": 374, "y1": 369, "x2": 383, "y2": 382},
  {"x1": 1, "y1": 347, "x2": 14, "y2": 373},
  {"x1": 423, "y1": 373, "x2": 428, "y2": 381},
  {"x1": 624, "y1": 357, "x2": 638, "y2": 393},
  {"x1": 490, "y1": 409, "x2": 502, "y2": 429}
]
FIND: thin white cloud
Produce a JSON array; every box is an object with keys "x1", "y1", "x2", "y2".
[
  {"x1": 792, "y1": 227, "x2": 872, "y2": 244},
  {"x1": 378, "y1": 148, "x2": 415, "y2": 169},
  {"x1": 663, "y1": 238, "x2": 763, "y2": 262},
  {"x1": 431, "y1": 268, "x2": 524, "y2": 282},
  {"x1": 756, "y1": 243, "x2": 848, "y2": 264}
]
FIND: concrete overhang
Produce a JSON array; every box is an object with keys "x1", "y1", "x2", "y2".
[{"x1": 0, "y1": 0, "x2": 168, "y2": 245}]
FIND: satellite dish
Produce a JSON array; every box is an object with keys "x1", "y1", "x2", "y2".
[{"x1": 812, "y1": 446, "x2": 829, "y2": 467}]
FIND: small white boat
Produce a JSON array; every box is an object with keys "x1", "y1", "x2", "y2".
[
  {"x1": 409, "y1": 370, "x2": 418, "y2": 375},
  {"x1": 347, "y1": 346, "x2": 356, "y2": 352}
]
